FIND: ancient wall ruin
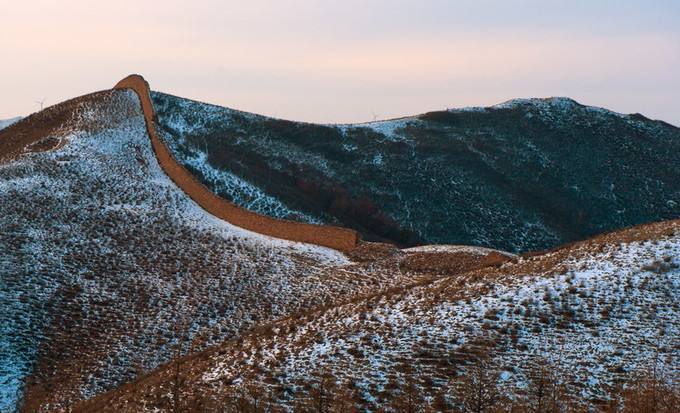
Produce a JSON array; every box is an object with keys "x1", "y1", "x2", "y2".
[{"x1": 114, "y1": 75, "x2": 359, "y2": 251}]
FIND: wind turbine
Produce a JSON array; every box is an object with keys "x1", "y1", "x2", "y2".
[{"x1": 35, "y1": 99, "x2": 46, "y2": 111}]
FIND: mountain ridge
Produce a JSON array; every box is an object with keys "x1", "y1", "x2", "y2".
[
  {"x1": 144, "y1": 91, "x2": 678, "y2": 128},
  {"x1": 114, "y1": 75, "x2": 359, "y2": 251},
  {"x1": 151, "y1": 90, "x2": 680, "y2": 252},
  {"x1": 0, "y1": 75, "x2": 677, "y2": 412},
  {"x1": 0, "y1": 84, "x2": 374, "y2": 412}
]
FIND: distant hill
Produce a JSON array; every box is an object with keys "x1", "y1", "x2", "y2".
[
  {"x1": 0, "y1": 116, "x2": 22, "y2": 130},
  {"x1": 152, "y1": 93, "x2": 680, "y2": 252}
]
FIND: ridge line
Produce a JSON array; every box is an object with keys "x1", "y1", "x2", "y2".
[{"x1": 113, "y1": 74, "x2": 359, "y2": 251}]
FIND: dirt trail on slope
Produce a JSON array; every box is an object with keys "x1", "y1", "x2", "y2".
[{"x1": 114, "y1": 75, "x2": 359, "y2": 252}]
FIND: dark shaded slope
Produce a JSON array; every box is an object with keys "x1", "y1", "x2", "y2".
[{"x1": 151, "y1": 94, "x2": 680, "y2": 252}]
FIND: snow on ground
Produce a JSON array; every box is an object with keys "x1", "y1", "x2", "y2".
[
  {"x1": 177, "y1": 147, "x2": 323, "y2": 225},
  {"x1": 404, "y1": 244, "x2": 517, "y2": 258},
  {"x1": 193, "y1": 229, "x2": 679, "y2": 409},
  {"x1": 492, "y1": 97, "x2": 582, "y2": 111},
  {"x1": 335, "y1": 117, "x2": 423, "y2": 143},
  {"x1": 3, "y1": 89, "x2": 426, "y2": 411},
  {"x1": 489, "y1": 97, "x2": 640, "y2": 124},
  {"x1": 152, "y1": 93, "x2": 323, "y2": 225}
]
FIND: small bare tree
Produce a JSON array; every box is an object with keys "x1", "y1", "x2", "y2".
[
  {"x1": 447, "y1": 358, "x2": 506, "y2": 413},
  {"x1": 615, "y1": 352, "x2": 680, "y2": 413},
  {"x1": 390, "y1": 364, "x2": 424, "y2": 413},
  {"x1": 171, "y1": 314, "x2": 189, "y2": 413},
  {"x1": 306, "y1": 369, "x2": 336, "y2": 413},
  {"x1": 522, "y1": 360, "x2": 569, "y2": 413}
]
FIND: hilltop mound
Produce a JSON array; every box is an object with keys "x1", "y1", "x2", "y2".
[{"x1": 152, "y1": 92, "x2": 680, "y2": 252}]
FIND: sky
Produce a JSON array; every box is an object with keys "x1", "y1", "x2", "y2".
[{"x1": 1, "y1": 0, "x2": 679, "y2": 125}]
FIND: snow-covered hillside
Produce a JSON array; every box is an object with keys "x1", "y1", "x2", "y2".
[
  {"x1": 0, "y1": 90, "x2": 428, "y2": 412},
  {"x1": 78, "y1": 221, "x2": 680, "y2": 412},
  {"x1": 2, "y1": 83, "x2": 678, "y2": 412}
]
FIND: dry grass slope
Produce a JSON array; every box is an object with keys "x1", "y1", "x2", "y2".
[{"x1": 74, "y1": 220, "x2": 680, "y2": 412}]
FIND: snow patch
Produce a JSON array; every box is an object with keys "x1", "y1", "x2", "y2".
[{"x1": 404, "y1": 244, "x2": 517, "y2": 258}]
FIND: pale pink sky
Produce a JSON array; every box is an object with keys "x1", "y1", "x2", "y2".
[{"x1": 1, "y1": 0, "x2": 679, "y2": 125}]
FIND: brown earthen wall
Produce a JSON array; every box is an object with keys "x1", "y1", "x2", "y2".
[{"x1": 114, "y1": 74, "x2": 359, "y2": 251}]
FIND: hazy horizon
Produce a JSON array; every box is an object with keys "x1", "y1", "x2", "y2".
[{"x1": 2, "y1": 0, "x2": 679, "y2": 125}]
